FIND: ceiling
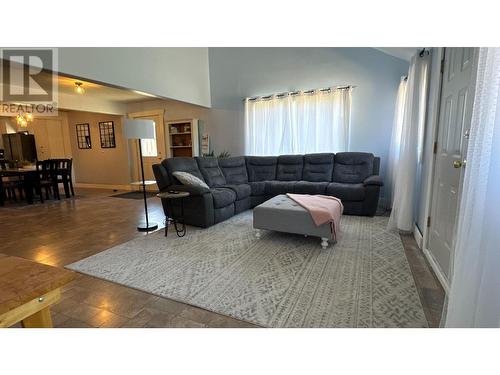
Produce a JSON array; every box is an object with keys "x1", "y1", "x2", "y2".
[
  {"x1": 2, "y1": 60, "x2": 154, "y2": 104},
  {"x1": 49, "y1": 73, "x2": 151, "y2": 103},
  {"x1": 374, "y1": 47, "x2": 419, "y2": 62}
]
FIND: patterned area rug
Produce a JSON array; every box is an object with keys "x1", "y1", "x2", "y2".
[{"x1": 67, "y1": 211, "x2": 428, "y2": 328}]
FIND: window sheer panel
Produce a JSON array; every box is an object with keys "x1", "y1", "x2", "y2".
[{"x1": 245, "y1": 88, "x2": 352, "y2": 155}]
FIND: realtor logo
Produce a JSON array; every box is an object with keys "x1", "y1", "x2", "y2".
[{"x1": 0, "y1": 48, "x2": 58, "y2": 116}]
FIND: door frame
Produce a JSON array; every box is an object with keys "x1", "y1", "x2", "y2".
[
  {"x1": 419, "y1": 48, "x2": 480, "y2": 293},
  {"x1": 127, "y1": 109, "x2": 165, "y2": 189}
]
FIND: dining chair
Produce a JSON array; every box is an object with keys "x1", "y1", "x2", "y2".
[
  {"x1": 52, "y1": 158, "x2": 75, "y2": 197},
  {"x1": 0, "y1": 160, "x2": 24, "y2": 202},
  {"x1": 35, "y1": 160, "x2": 60, "y2": 202}
]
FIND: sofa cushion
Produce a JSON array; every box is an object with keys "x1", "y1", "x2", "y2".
[
  {"x1": 302, "y1": 153, "x2": 335, "y2": 182},
  {"x1": 210, "y1": 188, "x2": 237, "y2": 208},
  {"x1": 276, "y1": 155, "x2": 303, "y2": 181},
  {"x1": 165, "y1": 157, "x2": 205, "y2": 183},
  {"x1": 172, "y1": 171, "x2": 209, "y2": 190},
  {"x1": 218, "y1": 156, "x2": 248, "y2": 184},
  {"x1": 195, "y1": 157, "x2": 226, "y2": 187},
  {"x1": 265, "y1": 181, "x2": 297, "y2": 195},
  {"x1": 246, "y1": 156, "x2": 277, "y2": 182},
  {"x1": 222, "y1": 184, "x2": 251, "y2": 200},
  {"x1": 294, "y1": 181, "x2": 328, "y2": 194},
  {"x1": 326, "y1": 182, "x2": 365, "y2": 201},
  {"x1": 333, "y1": 152, "x2": 374, "y2": 184},
  {"x1": 249, "y1": 181, "x2": 266, "y2": 196}
]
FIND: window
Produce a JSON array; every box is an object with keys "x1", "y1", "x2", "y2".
[
  {"x1": 76, "y1": 123, "x2": 91, "y2": 149},
  {"x1": 98, "y1": 121, "x2": 116, "y2": 148},
  {"x1": 244, "y1": 87, "x2": 352, "y2": 155},
  {"x1": 140, "y1": 127, "x2": 157, "y2": 157}
]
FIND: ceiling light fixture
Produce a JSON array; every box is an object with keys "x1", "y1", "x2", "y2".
[
  {"x1": 16, "y1": 111, "x2": 34, "y2": 128},
  {"x1": 74, "y1": 82, "x2": 85, "y2": 94}
]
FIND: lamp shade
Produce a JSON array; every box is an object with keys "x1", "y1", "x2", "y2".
[{"x1": 123, "y1": 118, "x2": 156, "y2": 139}]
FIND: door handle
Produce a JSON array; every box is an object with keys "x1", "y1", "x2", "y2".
[{"x1": 453, "y1": 160, "x2": 463, "y2": 168}]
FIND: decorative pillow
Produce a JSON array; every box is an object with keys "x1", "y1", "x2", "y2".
[{"x1": 172, "y1": 171, "x2": 209, "y2": 189}]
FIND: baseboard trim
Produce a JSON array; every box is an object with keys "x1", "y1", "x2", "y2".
[
  {"x1": 413, "y1": 224, "x2": 423, "y2": 249},
  {"x1": 74, "y1": 183, "x2": 133, "y2": 191},
  {"x1": 422, "y1": 247, "x2": 450, "y2": 294}
]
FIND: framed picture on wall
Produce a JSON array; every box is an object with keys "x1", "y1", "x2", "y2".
[
  {"x1": 76, "y1": 123, "x2": 91, "y2": 149},
  {"x1": 99, "y1": 121, "x2": 116, "y2": 148}
]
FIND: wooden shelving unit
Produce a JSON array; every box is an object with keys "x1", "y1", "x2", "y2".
[{"x1": 166, "y1": 119, "x2": 199, "y2": 157}]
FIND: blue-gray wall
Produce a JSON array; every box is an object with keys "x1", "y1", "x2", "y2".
[{"x1": 208, "y1": 47, "x2": 409, "y2": 204}]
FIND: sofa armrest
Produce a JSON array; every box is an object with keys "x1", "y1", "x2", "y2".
[
  {"x1": 167, "y1": 184, "x2": 210, "y2": 196},
  {"x1": 363, "y1": 175, "x2": 384, "y2": 186}
]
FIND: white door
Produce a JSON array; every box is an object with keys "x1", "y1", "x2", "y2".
[
  {"x1": 428, "y1": 48, "x2": 478, "y2": 280},
  {"x1": 128, "y1": 110, "x2": 165, "y2": 187}
]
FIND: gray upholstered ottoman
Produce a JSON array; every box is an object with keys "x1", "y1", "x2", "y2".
[{"x1": 253, "y1": 194, "x2": 332, "y2": 249}]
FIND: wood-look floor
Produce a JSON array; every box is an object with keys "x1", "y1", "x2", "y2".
[{"x1": 0, "y1": 188, "x2": 444, "y2": 328}]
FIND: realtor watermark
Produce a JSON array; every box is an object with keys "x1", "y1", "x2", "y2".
[{"x1": 0, "y1": 48, "x2": 58, "y2": 117}]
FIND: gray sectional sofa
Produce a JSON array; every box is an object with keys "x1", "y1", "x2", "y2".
[{"x1": 153, "y1": 153, "x2": 383, "y2": 228}]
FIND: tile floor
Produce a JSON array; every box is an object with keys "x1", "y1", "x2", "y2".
[{"x1": 1, "y1": 188, "x2": 443, "y2": 328}]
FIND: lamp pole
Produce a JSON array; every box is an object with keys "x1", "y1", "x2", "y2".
[{"x1": 137, "y1": 139, "x2": 157, "y2": 232}]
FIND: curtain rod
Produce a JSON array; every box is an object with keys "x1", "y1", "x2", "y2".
[
  {"x1": 419, "y1": 48, "x2": 430, "y2": 57},
  {"x1": 245, "y1": 85, "x2": 356, "y2": 102}
]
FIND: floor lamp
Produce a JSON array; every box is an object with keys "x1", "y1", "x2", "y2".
[{"x1": 123, "y1": 118, "x2": 158, "y2": 232}]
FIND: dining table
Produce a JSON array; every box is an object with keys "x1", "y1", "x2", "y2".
[{"x1": 0, "y1": 165, "x2": 38, "y2": 205}]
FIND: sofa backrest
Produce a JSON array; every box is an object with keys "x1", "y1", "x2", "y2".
[
  {"x1": 276, "y1": 155, "x2": 303, "y2": 181},
  {"x1": 246, "y1": 156, "x2": 277, "y2": 182},
  {"x1": 165, "y1": 157, "x2": 205, "y2": 184},
  {"x1": 302, "y1": 153, "x2": 335, "y2": 182},
  {"x1": 152, "y1": 163, "x2": 171, "y2": 191},
  {"x1": 332, "y1": 152, "x2": 374, "y2": 183},
  {"x1": 218, "y1": 156, "x2": 248, "y2": 184},
  {"x1": 195, "y1": 157, "x2": 226, "y2": 187}
]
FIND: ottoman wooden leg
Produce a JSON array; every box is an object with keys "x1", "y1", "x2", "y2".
[{"x1": 321, "y1": 237, "x2": 329, "y2": 249}]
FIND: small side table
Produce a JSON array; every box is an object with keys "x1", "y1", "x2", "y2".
[{"x1": 157, "y1": 191, "x2": 190, "y2": 237}]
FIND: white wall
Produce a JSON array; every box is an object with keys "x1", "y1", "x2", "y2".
[
  {"x1": 66, "y1": 111, "x2": 130, "y2": 186},
  {"x1": 208, "y1": 48, "x2": 409, "y2": 202},
  {"x1": 58, "y1": 48, "x2": 211, "y2": 108},
  {"x1": 125, "y1": 98, "x2": 238, "y2": 157}
]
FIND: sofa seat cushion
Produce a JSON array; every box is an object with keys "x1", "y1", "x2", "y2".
[
  {"x1": 210, "y1": 188, "x2": 237, "y2": 208},
  {"x1": 294, "y1": 181, "x2": 328, "y2": 194},
  {"x1": 221, "y1": 184, "x2": 251, "y2": 200},
  {"x1": 249, "y1": 181, "x2": 266, "y2": 196},
  {"x1": 218, "y1": 156, "x2": 248, "y2": 184},
  {"x1": 326, "y1": 182, "x2": 365, "y2": 201},
  {"x1": 265, "y1": 181, "x2": 297, "y2": 195},
  {"x1": 333, "y1": 152, "x2": 374, "y2": 183}
]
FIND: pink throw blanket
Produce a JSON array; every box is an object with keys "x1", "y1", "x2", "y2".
[{"x1": 287, "y1": 193, "x2": 344, "y2": 240}]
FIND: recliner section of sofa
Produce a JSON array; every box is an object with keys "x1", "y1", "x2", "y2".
[{"x1": 153, "y1": 152, "x2": 384, "y2": 228}]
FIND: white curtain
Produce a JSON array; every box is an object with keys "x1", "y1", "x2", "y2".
[
  {"x1": 388, "y1": 53, "x2": 430, "y2": 230},
  {"x1": 387, "y1": 78, "x2": 408, "y2": 206},
  {"x1": 245, "y1": 88, "x2": 352, "y2": 155},
  {"x1": 444, "y1": 48, "x2": 500, "y2": 327}
]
